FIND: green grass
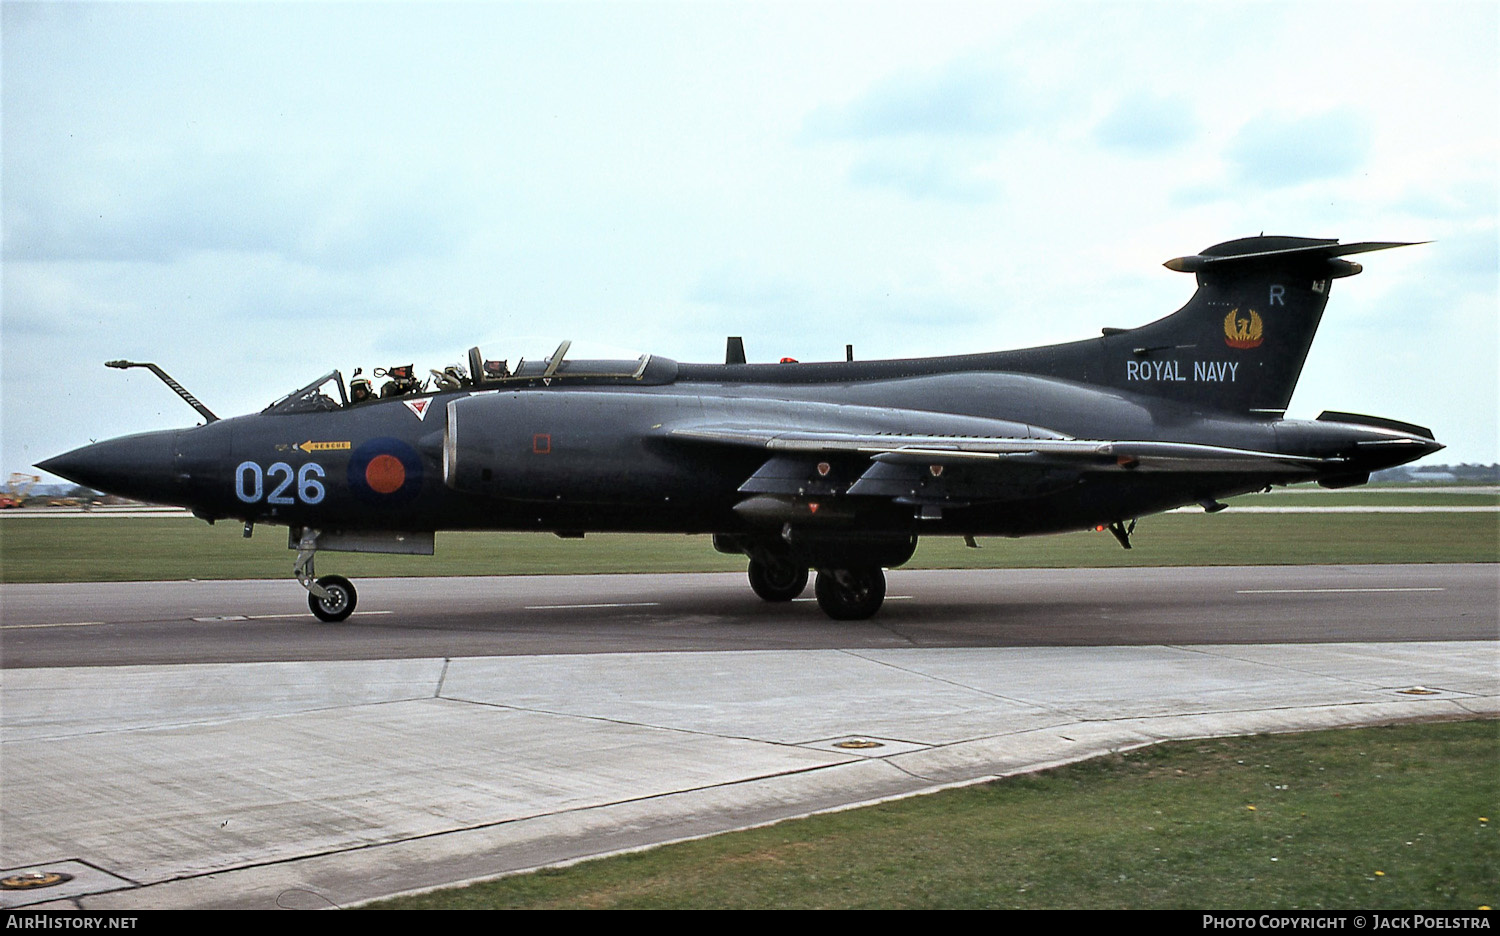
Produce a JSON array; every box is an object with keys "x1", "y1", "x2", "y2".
[
  {"x1": 1226, "y1": 490, "x2": 1498, "y2": 507},
  {"x1": 367, "y1": 719, "x2": 1499, "y2": 910},
  {"x1": 0, "y1": 511, "x2": 1495, "y2": 583}
]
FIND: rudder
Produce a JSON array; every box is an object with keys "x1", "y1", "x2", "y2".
[{"x1": 1100, "y1": 236, "x2": 1419, "y2": 416}]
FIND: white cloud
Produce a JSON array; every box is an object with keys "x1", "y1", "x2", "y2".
[
  {"x1": 1227, "y1": 109, "x2": 1373, "y2": 188},
  {"x1": 1093, "y1": 94, "x2": 1199, "y2": 153},
  {"x1": 3, "y1": 0, "x2": 1496, "y2": 474}
]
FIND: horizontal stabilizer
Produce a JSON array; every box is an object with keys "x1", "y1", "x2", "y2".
[{"x1": 1164, "y1": 240, "x2": 1426, "y2": 275}]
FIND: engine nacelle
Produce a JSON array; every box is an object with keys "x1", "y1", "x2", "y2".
[{"x1": 443, "y1": 391, "x2": 707, "y2": 502}]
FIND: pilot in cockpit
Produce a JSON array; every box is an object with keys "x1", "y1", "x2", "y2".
[
  {"x1": 378, "y1": 364, "x2": 421, "y2": 397},
  {"x1": 349, "y1": 369, "x2": 374, "y2": 404}
]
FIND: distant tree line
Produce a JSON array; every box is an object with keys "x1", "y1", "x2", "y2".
[{"x1": 1373, "y1": 463, "x2": 1500, "y2": 483}]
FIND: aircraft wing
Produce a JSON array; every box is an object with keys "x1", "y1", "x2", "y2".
[{"x1": 670, "y1": 426, "x2": 1334, "y2": 473}]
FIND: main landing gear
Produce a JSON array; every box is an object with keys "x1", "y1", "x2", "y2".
[
  {"x1": 294, "y1": 528, "x2": 358, "y2": 623},
  {"x1": 814, "y1": 566, "x2": 886, "y2": 620},
  {"x1": 747, "y1": 558, "x2": 809, "y2": 602},
  {"x1": 746, "y1": 559, "x2": 886, "y2": 620}
]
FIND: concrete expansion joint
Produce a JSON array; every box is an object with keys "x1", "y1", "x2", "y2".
[
  {"x1": 8, "y1": 703, "x2": 377, "y2": 744},
  {"x1": 4, "y1": 631, "x2": 1489, "y2": 909},
  {"x1": 181, "y1": 763, "x2": 903, "y2": 900},
  {"x1": 1069, "y1": 699, "x2": 1437, "y2": 727},
  {"x1": 431, "y1": 694, "x2": 795, "y2": 745},
  {"x1": 1088, "y1": 702, "x2": 1494, "y2": 742},
  {"x1": 1165, "y1": 643, "x2": 1445, "y2": 690},
  {"x1": 880, "y1": 759, "x2": 943, "y2": 783},
  {"x1": 839, "y1": 741, "x2": 1190, "y2": 815},
  {"x1": 10, "y1": 760, "x2": 912, "y2": 907},
  {"x1": 1166, "y1": 644, "x2": 1291, "y2": 664},
  {"x1": 835, "y1": 648, "x2": 1035, "y2": 705},
  {"x1": 1453, "y1": 699, "x2": 1498, "y2": 716},
  {"x1": 868, "y1": 624, "x2": 919, "y2": 647}
]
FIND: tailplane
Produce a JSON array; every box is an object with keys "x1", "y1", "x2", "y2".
[{"x1": 1073, "y1": 236, "x2": 1422, "y2": 416}]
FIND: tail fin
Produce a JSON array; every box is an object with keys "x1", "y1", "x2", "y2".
[{"x1": 1096, "y1": 236, "x2": 1420, "y2": 416}]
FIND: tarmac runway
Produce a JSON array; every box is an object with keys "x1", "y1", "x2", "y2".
[
  {"x1": 1, "y1": 564, "x2": 1496, "y2": 909},
  {"x1": 3, "y1": 564, "x2": 1496, "y2": 668}
]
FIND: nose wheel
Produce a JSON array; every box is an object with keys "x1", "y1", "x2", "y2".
[
  {"x1": 308, "y1": 574, "x2": 357, "y2": 623},
  {"x1": 293, "y1": 527, "x2": 358, "y2": 623}
]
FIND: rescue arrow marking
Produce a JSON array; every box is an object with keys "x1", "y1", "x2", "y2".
[{"x1": 296, "y1": 441, "x2": 352, "y2": 454}]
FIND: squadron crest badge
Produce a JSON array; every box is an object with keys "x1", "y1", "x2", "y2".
[{"x1": 1223, "y1": 308, "x2": 1264, "y2": 349}]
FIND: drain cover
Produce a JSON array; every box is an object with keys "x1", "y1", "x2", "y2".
[
  {"x1": 834, "y1": 739, "x2": 884, "y2": 749},
  {"x1": 1, "y1": 871, "x2": 74, "y2": 890}
]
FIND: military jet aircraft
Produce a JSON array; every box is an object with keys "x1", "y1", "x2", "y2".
[{"x1": 39, "y1": 235, "x2": 1443, "y2": 622}]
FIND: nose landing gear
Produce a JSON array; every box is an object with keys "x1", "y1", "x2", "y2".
[
  {"x1": 308, "y1": 574, "x2": 357, "y2": 622},
  {"x1": 294, "y1": 528, "x2": 359, "y2": 622}
]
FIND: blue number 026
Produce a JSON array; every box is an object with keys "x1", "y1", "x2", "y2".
[{"x1": 235, "y1": 461, "x2": 325, "y2": 505}]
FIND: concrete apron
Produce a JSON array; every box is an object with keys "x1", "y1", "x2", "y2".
[{"x1": 3, "y1": 641, "x2": 1496, "y2": 909}]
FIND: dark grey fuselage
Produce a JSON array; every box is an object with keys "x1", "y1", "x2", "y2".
[{"x1": 39, "y1": 235, "x2": 1443, "y2": 590}]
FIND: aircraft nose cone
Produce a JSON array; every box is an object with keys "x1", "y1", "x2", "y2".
[{"x1": 37, "y1": 430, "x2": 181, "y2": 503}]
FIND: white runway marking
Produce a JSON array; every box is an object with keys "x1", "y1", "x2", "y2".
[
  {"x1": 792, "y1": 596, "x2": 914, "y2": 602},
  {"x1": 243, "y1": 611, "x2": 393, "y2": 619},
  {"x1": 525, "y1": 602, "x2": 662, "y2": 610},
  {"x1": 0, "y1": 621, "x2": 104, "y2": 630},
  {"x1": 1171, "y1": 506, "x2": 1496, "y2": 513},
  {"x1": 1237, "y1": 587, "x2": 1446, "y2": 594},
  {"x1": 1, "y1": 611, "x2": 400, "y2": 628}
]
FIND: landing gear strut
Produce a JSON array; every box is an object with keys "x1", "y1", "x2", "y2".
[
  {"x1": 294, "y1": 528, "x2": 358, "y2": 622},
  {"x1": 814, "y1": 566, "x2": 886, "y2": 620},
  {"x1": 747, "y1": 558, "x2": 809, "y2": 602},
  {"x1": 1106, "y1": 519, "x2": 1136, "y2": 550}
]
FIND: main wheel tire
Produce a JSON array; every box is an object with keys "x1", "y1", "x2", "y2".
[
  {"x1": 747, "y1": 560, "x2": 809, "y2": 602},
  {"x1": 308, "y1": 574, "x2": 357, "y2": 622},
  {"x1": 814, "y1": 566, "x2": 886, "y2": 620}
]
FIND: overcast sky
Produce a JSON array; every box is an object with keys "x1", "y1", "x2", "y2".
[{"x1": 4, "y1": 0, "x2": 1496, "y2": 481}]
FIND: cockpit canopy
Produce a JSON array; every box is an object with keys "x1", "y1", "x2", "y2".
[
  {"x1": 264, "y1": 341, "x2": 680, "y2": 413},
  {"x1": 265, "y1": 371, "x2": 346, "y2": 414}
]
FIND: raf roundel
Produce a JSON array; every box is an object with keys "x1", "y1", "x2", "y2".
[
  {"x1": 365, "y1": 454, "x2": 406, "y2": 493},
  {"x1": 348, "y1": 438, "x2": 424, "y2": 504}
]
